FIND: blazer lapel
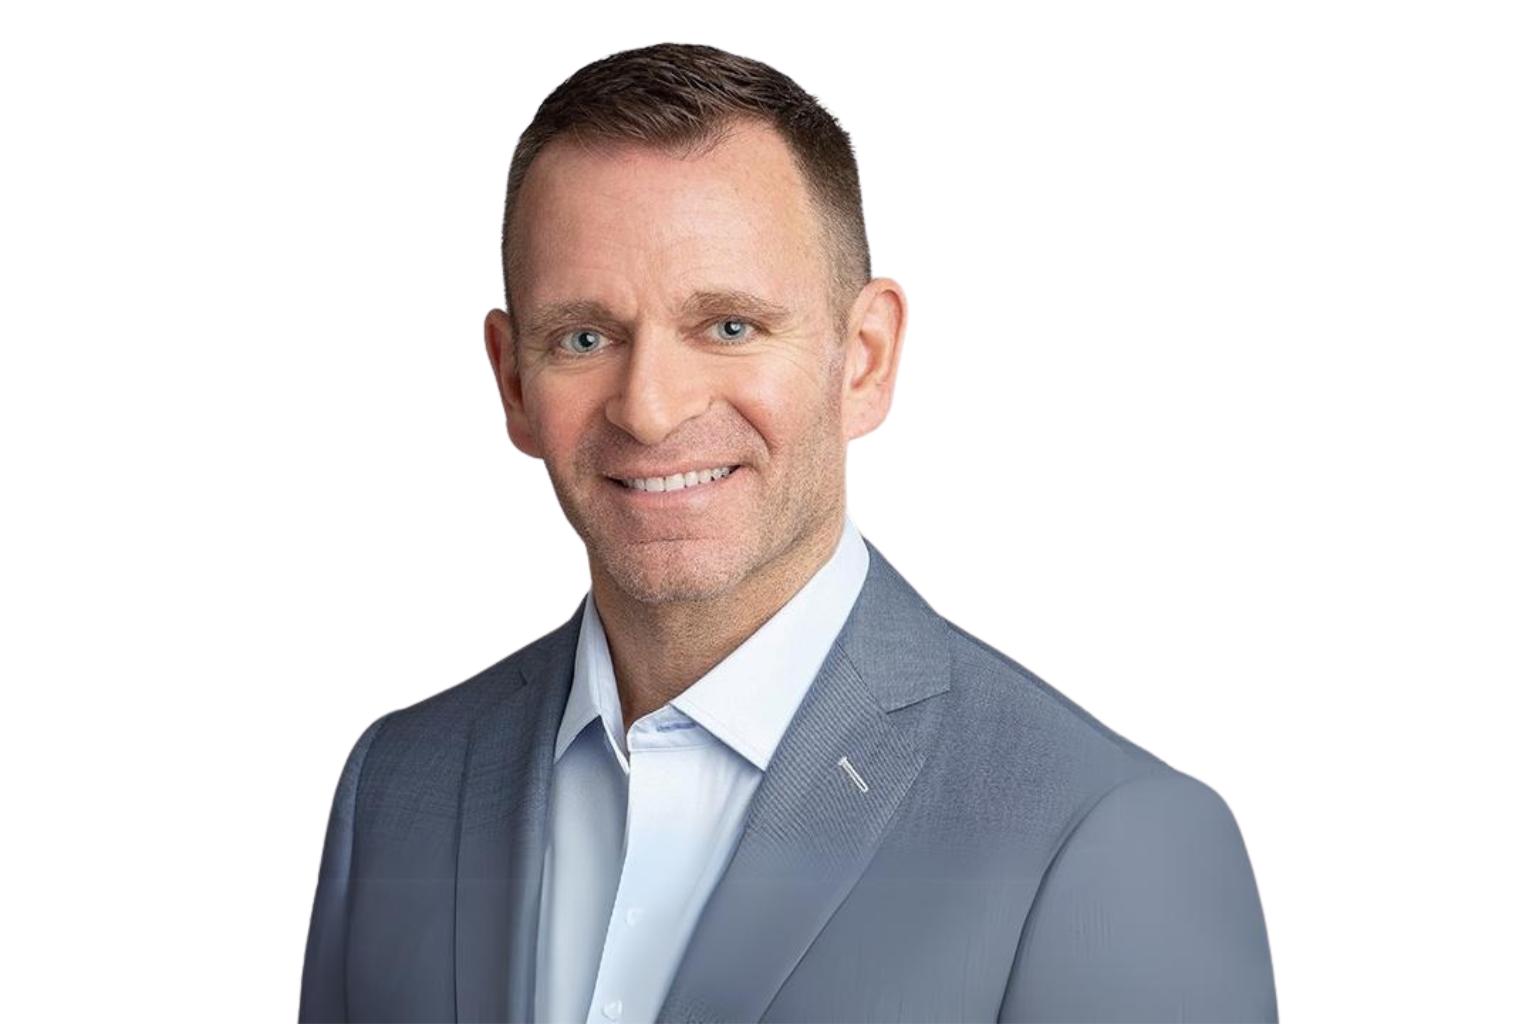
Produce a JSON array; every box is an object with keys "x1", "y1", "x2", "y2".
[
  {"x1": 454, "y1": 597, "x2": 582, "y2": 1023},
  {"x1": 656, "y1": 540, "x2": 953, "y2": 1023}
]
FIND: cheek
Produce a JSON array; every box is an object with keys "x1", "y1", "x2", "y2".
[
  {"x1": 524, "y1": 379, "x2": 599, "y2": 460},
  {"x1": 725, "y1": 372, "x2": 796, "y2": 448},
  {"x1": 728, "y1": 370, "x2": 834, "y2": 455}
]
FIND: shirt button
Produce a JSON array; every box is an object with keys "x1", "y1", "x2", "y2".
[
  {"x1": 625, "y1": 906, "x2": 644, "y2": 926},
  {"x1": 602, "y1": 998, "x2": 623, "y2": 1020}
]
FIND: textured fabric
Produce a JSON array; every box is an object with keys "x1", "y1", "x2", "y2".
[
  {"x1": 534, "y1": 511, "x2": 869, "y2": 1024},
  {"x1": 299, "y1": 534, "x2": 1277, "y2": 1023}
]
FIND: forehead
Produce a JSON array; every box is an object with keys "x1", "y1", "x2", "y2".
[{"x1": 506, "y1": 121, "x2": 826, "y2": 314}]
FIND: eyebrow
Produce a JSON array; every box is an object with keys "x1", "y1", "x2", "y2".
[{"x1": 519, "y1": 289, "x2": 795, "y2": 343}]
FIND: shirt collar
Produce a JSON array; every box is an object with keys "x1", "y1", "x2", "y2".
[{"x1": 554, "y1": 511, "x2": 871, "y2": 771}]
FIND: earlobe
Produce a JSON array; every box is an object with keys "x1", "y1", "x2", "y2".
[{"x1": 483, "y1": 309, "x2": 543, "y2": 458}]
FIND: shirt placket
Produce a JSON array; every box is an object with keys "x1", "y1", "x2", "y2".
[{"x1": 584, "y1": 708, "x2": 708, "y2": 1023}]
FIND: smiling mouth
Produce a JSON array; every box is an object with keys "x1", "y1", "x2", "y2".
[{"x1": 606, "y1": 465, "x2": 742, "y2": 493}]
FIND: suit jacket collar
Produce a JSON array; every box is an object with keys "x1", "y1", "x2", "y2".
[{"x1": 453, "y1": 536, "x2": 952, "y2": 1022}]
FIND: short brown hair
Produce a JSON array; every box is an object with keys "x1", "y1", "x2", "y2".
[{"x1": 499, "y1": 42, "x2": 871, "y2": 336}]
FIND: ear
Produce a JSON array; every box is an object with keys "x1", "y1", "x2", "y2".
[
  {"x1": 484, "y1": 308, "x2": 545, "y2": 459},
  {"x1": 838, "y1": 277, "x2": 908, "y2": 442}
]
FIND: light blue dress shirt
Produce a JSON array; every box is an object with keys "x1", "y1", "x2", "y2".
[{"x1": 532, "y1": 511, "x2": 871, "y2": 1024}]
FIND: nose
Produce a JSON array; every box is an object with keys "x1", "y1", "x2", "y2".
[{"x1": 604, "y1": 327, "x2": 712, "y2": 446}]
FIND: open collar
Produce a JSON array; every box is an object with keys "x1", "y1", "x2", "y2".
[{"x1": 554, "y1": 511, "x2": 871, "y2": 772}]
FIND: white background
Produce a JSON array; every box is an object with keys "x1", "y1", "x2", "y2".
[{"x1": 3, "y1": 1, "x2": 1532, "y2": 1019}]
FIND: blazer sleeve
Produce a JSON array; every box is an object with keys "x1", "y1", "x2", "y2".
[
  {"x1": 996, "y1": 770, "x2": 1277, "y2": 1023},
  {"x1": 298, "y1": 714, "x2": 390, "y2": 1024}
]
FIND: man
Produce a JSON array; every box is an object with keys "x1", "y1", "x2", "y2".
[{"x1": 299, "y1": 42, "x2": 1277, "y2": 1024}]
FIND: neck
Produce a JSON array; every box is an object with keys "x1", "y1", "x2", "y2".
[{"x1": 590, "y1": 509, "x2": 845, "y2": 736}]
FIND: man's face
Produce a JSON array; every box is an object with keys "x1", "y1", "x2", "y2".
[{"x1": 490, "y1": 121, "x2": 853, "y2": 606}]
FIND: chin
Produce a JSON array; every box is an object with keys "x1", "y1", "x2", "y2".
[{"x1": 598, "y1": 541, "x2": 748, "y2": 606}]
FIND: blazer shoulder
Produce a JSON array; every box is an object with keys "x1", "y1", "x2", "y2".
[
  {"x1": 346, "y1": 601, "x2": 580, "y2": 769},
  {"x1": 938, "y1": 615, "x2": 1168, "y2": 773},
  {"x1": 390, "y1": 600, "x2": 580, "y2": 720}
]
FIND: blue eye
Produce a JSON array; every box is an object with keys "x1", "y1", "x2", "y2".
[
  {"x1": 713, "y1": 318, "x2": 754, "y2": 342},
  {"x1": 558, "y1": 329, "x2": 606, "y2": 355}
]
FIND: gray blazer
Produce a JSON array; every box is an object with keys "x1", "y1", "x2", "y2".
[{"x1": 299, "y1": 539, "x2": 1277, "y2": 1022}]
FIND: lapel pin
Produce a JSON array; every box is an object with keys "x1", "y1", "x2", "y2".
[{"x1": 837, "y1": 755, "x2": 869, "y2": 793}]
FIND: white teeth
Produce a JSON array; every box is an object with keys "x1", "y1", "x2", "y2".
[{"x1": 622, "y1": 465, "x2": 735, "y2": 492}]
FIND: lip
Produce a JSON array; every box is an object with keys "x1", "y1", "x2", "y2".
[{"x1": 604, "y1": 465, "x2": 745, "y2": 505}]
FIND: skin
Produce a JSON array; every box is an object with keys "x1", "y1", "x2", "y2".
[{"x1": 484, "y1": 119, "x2": 906, "y2": 737}]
